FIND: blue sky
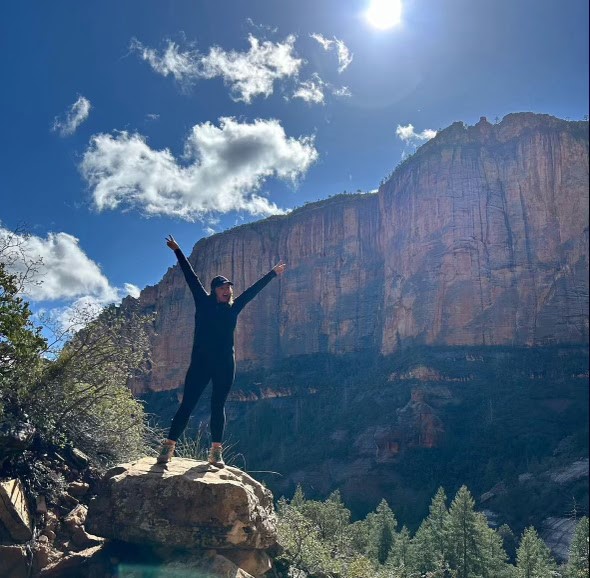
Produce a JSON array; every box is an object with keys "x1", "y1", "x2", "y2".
[{"x1": 1, "y1": 0, "x2": 588, "y2": 330}]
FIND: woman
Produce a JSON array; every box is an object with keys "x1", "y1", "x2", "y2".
[{"x1": 158, "y1": 235, "x2": 286, "y2": 467}]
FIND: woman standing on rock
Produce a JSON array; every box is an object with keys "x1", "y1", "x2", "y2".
[{"x1": 158, "y1": 235, "x2": 286, "y2": 467}]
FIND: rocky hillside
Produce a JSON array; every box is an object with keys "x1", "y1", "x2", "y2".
[{"x1": 126, "y1": 112, "x2": 589, "y2": 395}]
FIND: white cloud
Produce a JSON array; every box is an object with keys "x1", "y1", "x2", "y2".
[
  {"x1": 81, "y1": 117, "x2": 318, "y2": 220},
  {"x1": 131, "y1": 34, "x2": 302, "y2": 103},
  {"x1": 396, "y1": 124, "x2": 437, "y2": 143},
  {"x1": 53, "y1": 96, "x2": 91, "y2": 136},
  {"x1": 124, "y1": 283, "x2": 141, "y2": 299},
  {"x1": 310, "y1": 33, "x2": 353, "y2": 73},
  {"x1": 0, "y1": 226, "x2": 139, "y2": 308},
  {"x1": 293, "y1": 74, "x2": 326, "y2": 104},
  {"x1": 334, "y1": 39, "x2": 353, "y2": 73},
  {"x1": 332, "y1": 86, "x2": 352, "y2": 98},
  {"x1": 198, "y1": 34, "x2": 302, "y2": 103},
  {"x1": 130, "y1": 38, "x2": 199, "y2": 84},
  {"x1": 245, "y1": 18, "x2": 278, "y2": 35},
  {"x1": 0, "y1": 228, "x2": 115, "y2": 302}
]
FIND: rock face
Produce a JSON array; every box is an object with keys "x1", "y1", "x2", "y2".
[
  {"x1": 127, "y1": 113, "x2": 589, "y2": 394},
  {"x1": 86, "y1": 457, "x2": 277, "y2": 552}
]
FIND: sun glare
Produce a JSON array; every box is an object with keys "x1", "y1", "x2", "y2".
[{"x1": 365, "y1": 0, "x2": 402, "y2": 30}]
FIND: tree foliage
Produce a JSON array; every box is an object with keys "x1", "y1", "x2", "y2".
[
  {"x1": 277, "y1": 484, "x2": 528, "y2": 578},
  {"x1": 565, "y1": 516, "x2": 589, "y2": 578},
  {"x1": 515, "y1": 526, "x2": 557, "y2": 578},
  {"x1": 0, "y1": 244, "x2": 46, "y2": 419},
  {"x1": 0, "y1": 232, "x2": 154, "y2": 473}
]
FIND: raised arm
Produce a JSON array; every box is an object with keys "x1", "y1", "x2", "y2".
[
  {"x1": 166, "y1": 235, "x2": 208, "y2": 303},
  {"x1": 233, "y1": 261, "x2": 286, "y2": 314}
]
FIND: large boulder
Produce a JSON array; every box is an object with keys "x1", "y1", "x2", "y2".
[{"x1": 86, "y1": 457, "x2": 277, "y2": 551}]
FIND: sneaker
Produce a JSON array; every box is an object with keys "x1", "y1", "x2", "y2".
[
  {"x1": 157, "y1": 440, "x2": 176, "y2": 464},
  {"x1": 208, "y1": 445, "x2": 225, "y2": 467}
]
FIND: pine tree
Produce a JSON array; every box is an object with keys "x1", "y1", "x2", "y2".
[
  {"x1": 290, "y1": 483, "x2": 306, "y2": 509},
  {"x1": 0, "y1": 261, "x2": 47, "y2": 417},
  {"x1": 565, "y1": 516, "x2": 589, "y2": 578},
  {"x1": 476, "y1": 513, "x2": 511, "y2": 578},
  {"x1": 369, "y1": 499, "x2": 398, "y2": 564},
  {"x1": 412, "y1": 487, "x2": 450, "y2": 572},
  {"x1": 387, "y1": 525, "x2": 413, "y2": 576},
  {"x1": 446, "y1": 486, "x2": 485, "y2": 578},
  {"x1": 515, "y1": 526, "x2": 557, "y2": 578}
]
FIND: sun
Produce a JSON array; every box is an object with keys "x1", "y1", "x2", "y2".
[{"x1": 365, "y1": 0, "x2": 403, "y2": 30}]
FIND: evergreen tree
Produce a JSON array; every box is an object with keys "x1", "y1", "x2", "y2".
[
  {"x1": 498, "y1": 524, "x2": 518, "y2": 563},
  {"x1": 366, "y1": 499, "x2": 398, "y2": 564},
  {"x1": 477, "y1": 513, "x2": 511, "y2": 578},
  {"x1": 565, "y1": 516, "x2": 589, "y2": 578},
  {"x1": 387, "y1": 525, "x2": 413, "y2": 576},
  {"x1": 444, "y1": 486, "x2": 512, "y2": 577},
  {"x1": 290, "y1": 483, "x2": 306, "y2": 509},
  {"x1": 0, "y1": 261, "x2": 47, "y2": 417},
  {"x1": 515, "y1": 526, "x2": 557, "y2": 578},
  {"x1": 412, "y1": 487, "x2": 450, "y2": 572},
  {"x1": 446, "y1": 486, "x2": 485, "y2": 578}
]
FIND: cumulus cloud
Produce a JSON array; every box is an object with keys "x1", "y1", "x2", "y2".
[
  {"x1": 293, "y1": 74, "x2": 326, "y2": 104},
  {"x1": 0, "y1": 226, "x2": 138, "y2": 305},
  {"x1": 396, "y1": 124, "x2": 437, "y2": 143},
  {"x1": 198, "y1": 34, "x2": 302, "y2": 103},
  {"x1": 80, "y1": 117, "x2": 318, "y2": 220},
  {"x1": 310, "y1": 33, "x2": 353, "y2": 73},
  {"x1": 131, "y1": 35, "x2": 302, "y2": 103},
  {"x1": 53, "y1": 96, "x2": 91, "y2": 136}
]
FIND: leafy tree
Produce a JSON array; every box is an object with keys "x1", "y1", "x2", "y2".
[
  {"x1": 345, "y1": 555, "x2": 378, "y2": 578},
  {"x1": 1, "y1": 229, "x2": 153, "y2": 468},
  {"x1": 301, "y1": 489, "x2": 352, "y2": 549},
  {"x1": 360, "y1": 499, "x2": 398, "y2": 564},
  {"x1": 26, "y1": 303, "x2": 153, "y2": 463},
  {"x1": 276, "y1": 496, "x2": 340, "y2": 576},
  {"x1": 515, "y1": 526, "x2": 557, "y2": 578},
  {"x1": 565, "y1": 516, "x2": 589, "y2": 578}
]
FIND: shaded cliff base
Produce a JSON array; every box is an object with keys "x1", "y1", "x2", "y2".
[{"x1": 142, "y1": 344, "x2": 589, "y2": 554}]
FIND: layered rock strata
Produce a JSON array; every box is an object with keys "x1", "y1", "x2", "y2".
[{"x1": 127, "y1": 113, "x2": 589, "y2": 394}]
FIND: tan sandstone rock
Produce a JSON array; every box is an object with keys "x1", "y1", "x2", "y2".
[
  {"x1": 0, "y1": 479, "x2": 33, "y2": 543},
  {"x1": 86, "y1": 457, "x2": 277, "y2": 551},
  {"x1": 126, "y1": 113, "x2": 589, "y2": 395}
]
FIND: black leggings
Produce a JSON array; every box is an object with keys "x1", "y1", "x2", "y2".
[{"x1": 167, "y1": 355, "x2": 235, "y2": 443}]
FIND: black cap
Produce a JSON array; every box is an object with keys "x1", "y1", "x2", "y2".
[{"x1": 210, "y1": 275, "x2": 233, "y2": 291}]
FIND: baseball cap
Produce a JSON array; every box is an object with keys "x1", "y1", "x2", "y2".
[{"x1": 210, "y1": 275, "x2": 233, "y2": 291}]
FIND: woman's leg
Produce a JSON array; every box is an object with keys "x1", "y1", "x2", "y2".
[
  {"x1": 209, "y1": 358, "x2": 236, "y2": 443},
  {"x1": 167, "y1": 360, "x2": 211, "y2": 442}
]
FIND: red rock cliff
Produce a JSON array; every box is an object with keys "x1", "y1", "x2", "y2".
[{"x1": 128, "y1": 113, "x2": 589, "y2": 394}]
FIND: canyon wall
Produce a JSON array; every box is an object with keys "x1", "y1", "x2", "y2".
[{"x1": 128, "y1": 113, "x2": 589, "y2": 394}]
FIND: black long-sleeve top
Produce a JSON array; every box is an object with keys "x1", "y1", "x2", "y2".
[{"x1": 174, "y1": 248, "x2": 277, "y2": 357}]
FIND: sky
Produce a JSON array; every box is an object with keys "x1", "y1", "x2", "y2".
[{"x1": 1, "y1": 0, "x2": 588, "y2": 331}]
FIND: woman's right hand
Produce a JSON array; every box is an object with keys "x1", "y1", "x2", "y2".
[{"x1": 166, "y1": 235, "x2": 180, "y2": 251}]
